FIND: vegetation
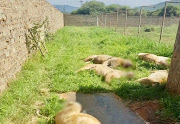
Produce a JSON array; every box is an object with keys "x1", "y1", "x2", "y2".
[
  {"x1": 149, "y1": 5, "x2": 180, "y2": 17},
  {"x1": 71, "y1": 1, "x2": 105, "y2": 15},
  {"x1": 117, "y1": 25, "x2": 178, "y2": 45},
  {"x1": 72, "y1": 1, "x2": 180, "y2": 17},
  {"x1": 105, "y1": 4, "x2": 129, "y2": 13},
  {"x1": 26, "y1": 18, "x2": 49, "y2": 55},
  {"x1": 71, "y1": 1, "x2": 141, "y2": 15},
  {"x1": 144, "y1": 26, "x2": 155, "y2": 32},
  {"x1": 0, "y1": 26, "x2": 179, "y2": 123}
]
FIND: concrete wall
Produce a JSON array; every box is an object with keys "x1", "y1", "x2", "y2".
[{"x1": 0, "y1": 0, "x2": 64, "y2": 93}]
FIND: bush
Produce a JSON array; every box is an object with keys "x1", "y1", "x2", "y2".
[{"x1": 144, "y1": 26, "x2": 155, "y2": 32}]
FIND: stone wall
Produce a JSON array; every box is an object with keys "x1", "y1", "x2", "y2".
[{"x1": 0, "y1": 0, "x2": 64, "y2": 93}]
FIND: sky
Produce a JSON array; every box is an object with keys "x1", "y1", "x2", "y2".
[{"x1": 47, "y1": 0, "x2": 170, "y2": 8}]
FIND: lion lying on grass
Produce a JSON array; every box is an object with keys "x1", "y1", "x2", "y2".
[
  {"x1": 103, "y1": 57, "x2": 132, "y2": 68},
  {"x1": 83, "y1": 55, "x2": 112, "y2": 64},
  {"x1": 138, "y1": 53, "x2": 171, "y2": 67},
  {"x1": 76, "y1": 64, "x2": 134, "y2": 83},
  {"x1": 84, "y1": 55, "x2": 132, "y2": 68},
  {"x1": 55, "y1": 102, "x2": 101, "y2": 124},
  {"x1": 137, "y1": 70, "x2": 168, "y2": 86}
]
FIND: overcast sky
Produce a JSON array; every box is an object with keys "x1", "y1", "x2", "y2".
[{"x1": 47, "y1": 0, "x2": 170, "y2": 7}]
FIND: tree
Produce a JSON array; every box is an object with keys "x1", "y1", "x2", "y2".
[
  {"x1": 150, "y1": 5, "x2": 180, "y2": 17},
  {"x1": 71, "y1": 1, "x2": 105, "y2": 15},
  {"x1": 71, "y1": 1, "x2": 132, "y2": 15},
  {"x1": 166, "y1": 20, "x2": 180, "y2": 95},
  {"x1": 105, "y1": 4, "x2": 129, "y2": 13},
  {"x1": 159, "y1": 5, "x2": 179, "y2": 16}
]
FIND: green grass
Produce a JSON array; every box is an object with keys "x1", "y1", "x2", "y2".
[
  {"x1": 0, "y1": 26, "x2": 180, "y2": 123},
  {"x1": 117, "y1": 25, "x2": 178, "y2": 45}
]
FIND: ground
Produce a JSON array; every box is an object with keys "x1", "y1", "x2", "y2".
[{"x1": 0, "y1": 26, "x2": 180, "y2": 124}]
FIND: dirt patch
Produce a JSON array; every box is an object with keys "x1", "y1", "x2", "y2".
[{"x1": 128, "y1": 101, "x2": 161, "y2": 124}]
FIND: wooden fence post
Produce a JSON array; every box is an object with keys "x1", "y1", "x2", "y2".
[
  {"x1": 124, "y1": 9, "x2": 128, "y2": 35},
  {"x1": 105, "y1": 14, "x2": 107, "y2": 27},
  {"x1": 109, "y1": 13, "x2": 111, "y2": 28},
  {"x1": 159, "y1": 2, "x2": 167, "y2": 43},
  {"x1": 117, "y1": 10, "x2": 119, "y2": 28},
  {"x1": 97, "y1": 15, "x2": 99, "y2": 26},
  {"x1": 138, "y1": 8, "x2": 143, "y2": 38}
]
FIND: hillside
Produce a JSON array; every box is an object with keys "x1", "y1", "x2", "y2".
[
  {"x1": 136, "y1": 0, "x2": 180, "y2": 11},
  {"x1": 53, "y1": 5, "x2": 79, "y2": 13}
]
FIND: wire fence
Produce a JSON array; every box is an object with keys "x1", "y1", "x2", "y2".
[{"x1": 64, "y1": 11, "x2": 180, "y2": 45}]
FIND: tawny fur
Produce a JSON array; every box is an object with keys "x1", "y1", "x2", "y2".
[
  {"x1": 138, "y1": 53, "x2": 171, "y2": 67},
  {"x1": 55, "y1": 102, "x2": 101, "y2": 124},
  {"x1": 105, "y1": 70, "x2": 134, "y2": 83},
  {"x1": 137, "y1": 70, "x2": 168, "y2": 85},
  {"x1": 76, "y1": 64, "x2": 134, "y2": 83},
  {"x1": 84, "y1": 55, "x2": 132, "y2": 68},
  {"x1": 83, "y1": 55, "x2": 112, "y2": 64},
  {"x1": 103, "y1": 57, "x2": 132, "y2": 68}
]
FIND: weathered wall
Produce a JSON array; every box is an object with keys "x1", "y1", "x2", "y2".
[{"x1": 0, "y1": 0, "x2": 64, "y2": 93}]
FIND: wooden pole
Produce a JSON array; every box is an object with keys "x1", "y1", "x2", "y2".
[
  {"x1": 105, "y1": 14, "x2": 107, "y2": 27},
  {"x1": 110, "y1": 13, "x2": 111, "y2": 28},
  {"x1": 159, "y1": 2, "x2": 167, "y2": 43},
  {"x1": 97, "y1": 15, "x2": 99, "y2": 26},
  {"x1": 117, "y1": 10, "x2": 119, "y2": 28},
  {"x1": 102, "y1": 14, "x2": 104, "y2": 25},
  {"x1": 124, "y1": 9, "x2": 128, "y2": 35},
  {"x1": 150, "y1": 15, "x2": 152, "y2": 25},
  {"x1": 138, "y1": 8, "x2": 143, "y2": 38}
]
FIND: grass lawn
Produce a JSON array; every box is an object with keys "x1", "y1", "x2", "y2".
[
  {"x1": 117, "y1": 25, "x2": 178, "y2": 45},
  {"x1": 0, "y1": 26, "x2": 180, "y2": 123}
]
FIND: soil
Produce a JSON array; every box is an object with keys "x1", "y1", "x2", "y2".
[{"x1": 128, "y1": 101, "x2": 162, "y2": 124}]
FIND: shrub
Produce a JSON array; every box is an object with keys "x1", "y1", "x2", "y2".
[{"x1": 144, "y1": 26, "x2": 155, "y2": 32}]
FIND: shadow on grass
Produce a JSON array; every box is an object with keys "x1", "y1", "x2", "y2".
[
  {"x1": 77, "y1": 84, "x2": 111, "y2": 94},
  {"x1": 113, "y1": 83, "x2": 168, "y2": 101},
  {"x1": 138, "y1": 62, "x2": 168, "y2": 70}
]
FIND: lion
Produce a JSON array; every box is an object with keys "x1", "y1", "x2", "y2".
[
  {"x1": 76, "y1": 64, "x2": 134, "y2": 83},
  {"x1": 55, "y1": 102, "x2": 101, "y2": 124},
  {"x1": 83, "y1": 55, "x2": 112, "y2": 64},
  {"x1": 84, "y1": 55, "x2": 132, "y2": 68},
  {"x1": 105, "y1": 70, "x2": 134, "y2": 83},
  {"x1": 103, "y1": 57, "x2": 132, "y2": 68},
  {"x1": 137, "y1": 70, "x2": 168, "y2": 86},
  {"x1": 138, "y1": 53, "x2": 171, "y2": 67}
]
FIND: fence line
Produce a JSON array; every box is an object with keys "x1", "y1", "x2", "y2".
[{"x1": 64, "y1": 13, "x2": 180, "y2": 44}]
